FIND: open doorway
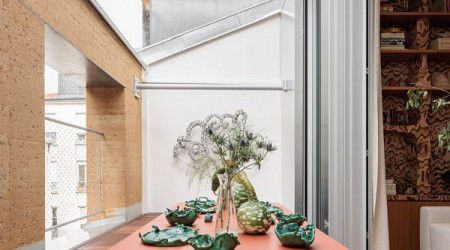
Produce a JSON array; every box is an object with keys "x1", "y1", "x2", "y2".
[{"x1": 43, "y1": 26, "x2": 118, "y2": 249}]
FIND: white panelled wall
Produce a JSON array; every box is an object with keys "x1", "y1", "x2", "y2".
[
  {"x1": 319, "y1": 0, "x2": 367, "y2": 249},
  {"x1": 142, "y1": 15, "x2": 297, "y2": 213}
]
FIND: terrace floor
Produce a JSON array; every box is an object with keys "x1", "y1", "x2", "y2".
[{"x1": 77, "y1": 213, "x2": 161, "y2": 249}]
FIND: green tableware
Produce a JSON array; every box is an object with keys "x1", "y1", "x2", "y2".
[
  {"x1": 139, "y1": 224, "x2": 198, "y2": 247},
  {"x1": 275, "y1": 222, "x2": 315, "y2": 248},
  {"x1": 188, "y1": 232, "x2": 240, "y2": 250}
]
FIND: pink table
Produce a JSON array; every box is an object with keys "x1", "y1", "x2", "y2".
[{"x1": 110, "y1": 203, "x2": 348, "y2": 250}]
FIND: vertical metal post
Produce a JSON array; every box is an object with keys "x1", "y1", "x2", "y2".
[
  {"x1": 317, "y1": 0, "x2": 330, "y2": 234},
  {"x1": 98, "y1": 133, "x2": 102, "y2": 211},
  {"x1": 142, "y1": 0, "x2": 151, "y2": 47},
  {"x1": 295, "y1": 0, "x2": 306, "y2": 215}
]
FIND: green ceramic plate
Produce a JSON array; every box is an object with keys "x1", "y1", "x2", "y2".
[
  {"x1": 139, "y1": 225, "x2": 198, "y2": 247},
  {"x1": 186, "y1": 197, "x2": 216, "y2": 214},
  {"x1": 259, "y1": 201, "x2": 283, "y2": 214},
  {"x1": 188, "y1": 232, "x2": 240, "y2": 250},
  {"x1": 185, "y1": 197, "x2": 215, "y2": 207}
]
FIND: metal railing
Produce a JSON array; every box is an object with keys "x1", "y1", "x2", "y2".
[{"x1": 44, "y1": 117, "x2": 103, "y2": 233}]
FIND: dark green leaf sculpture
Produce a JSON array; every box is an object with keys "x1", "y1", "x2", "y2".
[
  {"x1": 185, "y1": 197, "x2": 216, "y2": 214},
  {"x1": 139, "y1": 225, "x2": 198, "y2": 247},
  {"x1": 275, "y1": 222, "x2": 315, "y2": 248},
  {"x1": 275, "y1": 211, "x2": 306, "y2": 225},
  {"x1": 165, "y1": 206, "x2": 198, "y2": 226},
  {"x1": 188, "y1": 232, "x2": 240, "y2": 250}
]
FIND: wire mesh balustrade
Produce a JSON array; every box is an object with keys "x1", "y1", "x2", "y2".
[{"x1": 44, "y1": 117, "x2": 103, "y2": 235}]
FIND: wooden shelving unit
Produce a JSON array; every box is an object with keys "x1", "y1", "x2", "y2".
[
  {"x1": 381, "y1": 8, "x2": 450, "y2": 250},
  {"x1": 381, "y1": 49, "x2": 450, "y2": 61},
  {"x1": 382, "y1": 85, "x2": 450, "y2": 95},
  {"x1": 387, "y1": 194, "x2": 450, "y2": 201},
  {"x1": 381, "y1": 12, "x2": 450, "y2": 26}
]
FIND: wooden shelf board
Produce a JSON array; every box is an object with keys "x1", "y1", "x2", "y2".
[
  {"x1": 383, "y1": 85, "x2": 450, "y2": 90},
  {"x1": 381, "y1": 12, "x2": 450, "y2": 27},
  {"x1": 382, "y1": 86, "x2": 450, "y2": 95},
  {"x1": 387, "y1": 194, "x2": 450, "y2": 201},
  {"x1": 381, "y1": 49, "x2": 450, "y2": 61},
  {"x1": 384, "y1": 124, "x2": 418, "y2": 134}
]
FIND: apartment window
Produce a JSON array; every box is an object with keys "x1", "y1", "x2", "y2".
[
  {"x1": 45, "y1": 132, "x2": 57, "y2": 145},
  {"x1": 76, "y1": 133, "x2": 86, "y2": 145},
  {"x1": 50, "y1": 181, "x2": 58, "y2": 194},
  {"x1": 79, "y1": 206, "x2": 87, "y2": 225},
  {"x1": 78, "y1": 164, "x2": 86, "y2": 189},
  {"x1": 51, "y1": 206, "x2": 58, "y2": 238},
  {"x1": 51, "y1": 206, "x2": 58, "y2": 226}
]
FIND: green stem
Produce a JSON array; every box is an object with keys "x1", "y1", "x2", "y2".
[{"x1": 415, "y1": 82, "x2": 450, "y2": 96}]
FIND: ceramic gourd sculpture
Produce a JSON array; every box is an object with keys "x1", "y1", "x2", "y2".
[
  {"x1": 212, "y1": 167, "x2": 271, "y2": 234},
  {"x1": 236, "y1": 200, "x2": 272, "y2": 234}
]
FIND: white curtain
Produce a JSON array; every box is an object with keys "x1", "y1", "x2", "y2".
[{"x1": 369, "y1": 1, "x2": 390, "y2": 249}]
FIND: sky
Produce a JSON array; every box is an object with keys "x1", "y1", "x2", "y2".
[
  {"x1": 96, "y1": 0, "x2": 143, "y2": 49},
  {"x1": 45, "y1": 65, "x2": 58, "y2": 94}
]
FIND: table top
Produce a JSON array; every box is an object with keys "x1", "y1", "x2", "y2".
[{"x1": 110, "y1": 202, "x2": 348, "y2": 250}]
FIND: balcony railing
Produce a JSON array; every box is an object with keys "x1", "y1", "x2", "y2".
[{"x1": 44, "y1": 117, "x2": 103, "y2": 233}]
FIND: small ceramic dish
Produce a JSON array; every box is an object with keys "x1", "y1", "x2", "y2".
[
  {"x1": 165, "y1": 206, "x2": 198, "y2": 226},
  {"x1": 275, "y1": 212, "x2": 307, "y2": 225},
  {"x1": 275, "y1": 222, "x2": 315, "y2": 248}
]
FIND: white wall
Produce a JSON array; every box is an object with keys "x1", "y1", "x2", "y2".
[
  {"x1": 280, "y1": 1, "x2": 296, "y2": 211},
  {"x1": 142, "y1": 15, "x2": 297, "y2": 212},
  {"x1": 143, "y1": 17, "x2": 281, "y2": 83},
  {"x1": 321, "y1": 0, "x2": 367, "y2": 248}
]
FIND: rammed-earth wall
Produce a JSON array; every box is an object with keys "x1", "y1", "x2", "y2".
[{"x1": 0, "y1": 0, "x2": 142, "y2": 248}]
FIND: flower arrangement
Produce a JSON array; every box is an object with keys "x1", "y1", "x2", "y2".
[
  {"x1": 173, "y1": 110, "x2": 277, "y2": 234},
  {"x1": 173, "y1": 110, "x2": 276, "y2": 189},
  {"x1": 207, "y1": 120, "x2": 276, "y2": 186}
]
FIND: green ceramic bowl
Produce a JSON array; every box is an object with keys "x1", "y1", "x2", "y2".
[
  {"x1": 275, "y1": 212, "x2": 306, "y2": 225},
  {"x1": 275, "y1": 222, "x2": 315, "y2": 248},
  {"x1": 165, "y1": 207, "x2": 198, "y2": 226}
]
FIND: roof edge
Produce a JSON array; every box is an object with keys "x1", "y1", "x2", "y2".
[
  {"x1": 138, "y1": 0, "x2": 282, "y2": 66},
  {"x1": 88, "y1": 0, "x2": 146, "y2": 67}
]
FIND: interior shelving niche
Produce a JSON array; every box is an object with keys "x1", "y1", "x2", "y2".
[{"x1": 381, "y1": 6, "x2": 450, "y2": 201}]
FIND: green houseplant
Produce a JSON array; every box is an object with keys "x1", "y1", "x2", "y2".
[{"x1": 406, "y1": 84, "x2": 450, "y2": 150}]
